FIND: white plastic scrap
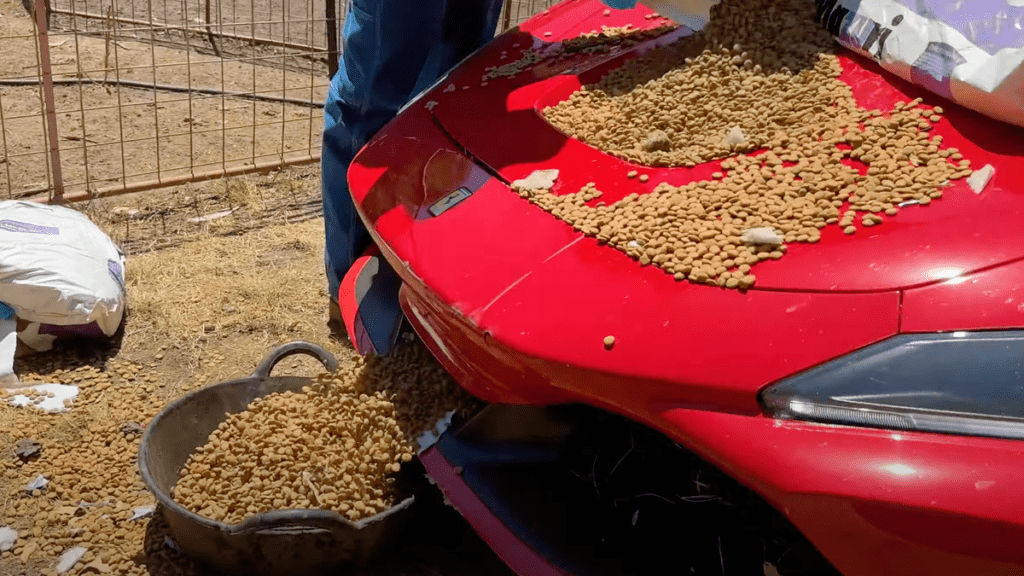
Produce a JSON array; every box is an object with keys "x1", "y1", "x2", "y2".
[
  {"x1": 56, "y1": 546, "x2": 87, "y2": 574},
  {"x1": 5, "y1": 383, "x2": 79, "y2": 413},
  {"x1": 130, "y1": 504, "x2": 156, "y2": 521},
  {"x1": 724, "y1": 126, "x2": 746, "y2": 146},
  {"x1": 26, "y1": 474, "x2": 49, "y2": 491},
  {"x1": 741, "y1": 227, "x2": 784, "y2": 246},
  {"x1": 966, "y1": 164, "x2": 995, "y2": 194},
  {"x1": 511, "y1": 169, "x2": 559, "y2": 191},
  {"x1": 416, "y1": 410, "x2": 456, "y2": 453},
  {"x1": 0, "y1": 526, "x2": 17, "y2": 551},
  {"x1": 187, "y1": 208, "x2": 236, "y2": 223}
]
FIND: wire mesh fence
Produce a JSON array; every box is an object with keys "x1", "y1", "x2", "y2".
[{"x1": 0, "y1": 0, "x2": 558, "y2": 203}]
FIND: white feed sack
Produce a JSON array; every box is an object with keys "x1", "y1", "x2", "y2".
[
  {"x1": 0, "y1": 526, "x2": 17, "y2": 551},
  {"x1": 820, "y1": 0, "x2": 1024, "y2": 128},
  {"x1": 6, "y1": 383, "x2": 80, "y2": 413},
  {"x1": 0, "y1": 201, "x2": 126, "y2": 388},
  {"x1": 56, "y1": 546, "x2": 88, "y2": 574},
  {"x1": 648, "y1": 0, "x2": 1024, "y2": 127},
  {"x1": 724, "y1": 126, "x2": 746, "y2": 146}
]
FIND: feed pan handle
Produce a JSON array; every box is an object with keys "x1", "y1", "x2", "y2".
[
  {"x1": 227, "y1": 508, "x2": 371, "y2": 536},
  {"x1": 252, "y1": 341, "x2": 339, "y2": 380}
]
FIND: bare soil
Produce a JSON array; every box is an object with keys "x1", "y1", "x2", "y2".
[
  {"x1": 0, "y1": 0, "x2": 328, "y2": 199},
  {"x1": 0, "y1": 0, "x2": 558, "y2": 199},
  {"x1": 48, "y1": 0, "x2": 334, "y2": 75}
]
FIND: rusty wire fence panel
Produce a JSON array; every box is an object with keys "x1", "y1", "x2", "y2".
[
  {"x1": 0, "y1": 0, "x2": 330, "y2": 202},
  {"x1": 502, "y1": 0, "x2": 559, "y2": 30},
  {"x1": 0, "y1": 0, "x2": 60, "y2": 200},
  {"x1": 0, "y1": 0, "x2": 558, "y2": 203}
]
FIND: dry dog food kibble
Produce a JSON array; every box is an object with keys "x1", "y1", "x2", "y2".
[
  {"x1": 516, "y1": 0, "x2": 972, "y2": 290},
  {"x1": 173, "y1": 343, "x2": 479, "y2": 525},
  {"x1": 0, "y1": 344, "x2": 472, "y2": 575},
  {"x1": 484, "y1": 24, "x2": 676, "y2": 81}
]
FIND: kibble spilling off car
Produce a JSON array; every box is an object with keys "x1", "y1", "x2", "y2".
[{"x1": 342, "y1": 0, "x2": 1024, "y2": 574}]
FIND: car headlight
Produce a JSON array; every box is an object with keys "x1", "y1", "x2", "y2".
[{"x1": 760, "y1": 331, "x2": 1024, "y2": 440}]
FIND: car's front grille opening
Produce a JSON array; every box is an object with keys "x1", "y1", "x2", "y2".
[
  {"x1": 435, "y1": 403, "x2": 842, "y2": 576},
  {"x1": 553, "y1": 407, "x2": 842, "y2": 576}
]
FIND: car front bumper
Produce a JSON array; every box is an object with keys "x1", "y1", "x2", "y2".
[{"x1": 400, "y1": 279, "x2": 1024, "y2": 576}]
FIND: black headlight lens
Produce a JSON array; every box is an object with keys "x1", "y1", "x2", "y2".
[{"x1": 761, "y1": 331, "x2": 1024, "y2": 440}]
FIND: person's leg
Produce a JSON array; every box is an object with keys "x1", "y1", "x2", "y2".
[
  {"x1": 439, "y1": 0, "x2": 504, "y2": 71},
  {"x1": 323, "y1": 0, "x2": 506, "y2": 294},
  {"x1": 323, "y1": 0, "x2": 504, "y2": 346},
  {"x1": 399, "y1": 0, "x2": 505, "y2": 100},
  {"x1": 322, "y1": 0, "x2": 447, "y2": 304}
]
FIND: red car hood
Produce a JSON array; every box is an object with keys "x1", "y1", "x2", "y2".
[
  {"x1": 348, "y1": 0, "x2": 1024, "y2": 414},
  {"x1": 428, "y1": 3, "x2": 1024, "y2": 293}
]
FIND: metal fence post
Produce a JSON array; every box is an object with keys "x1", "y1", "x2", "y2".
[
  {"x1": 326, "y1": 0, "x2": 338, "y2": 79},
  {"x1": 33, "y1": 0, "x2": 65, "y2": 203},
  {"x1": 501, "y1": 0, "x2": 512, "y2": 35}
]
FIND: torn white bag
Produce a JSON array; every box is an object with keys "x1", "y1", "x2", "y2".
[{"x1": 0, "y1": 201, "x2": 126, "y2": 386}]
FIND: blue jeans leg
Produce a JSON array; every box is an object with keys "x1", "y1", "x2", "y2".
[{"x1": 321, "y1": 0, "x2": 504, "y2": 301}]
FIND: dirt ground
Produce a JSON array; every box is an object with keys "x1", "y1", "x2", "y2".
[
  {"x1": 0, "y1": 0, "x2": 559, "y2": 200},
  {"x1": 0, "y1": 0, "x2": 328, "y2": 199},
  {"x1": 42, "y1": 0, "x2": 558, "y2": 71},
  {"x1": 47, "y1": 0, "x2": 335, "y2": 76},
  {"x1": 0, "y1": 165, "x2": 518, "y2": 576}
]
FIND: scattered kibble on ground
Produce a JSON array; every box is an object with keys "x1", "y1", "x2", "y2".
[{"x1": 1, "y1": 359, "x2": 159, "y2": 576}]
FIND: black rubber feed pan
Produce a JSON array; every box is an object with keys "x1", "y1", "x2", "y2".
[{"x1": 139, "y1": 341, "x2": 417, "y2": 576}]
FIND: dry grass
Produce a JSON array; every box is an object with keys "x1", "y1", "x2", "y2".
[
  {"x1": 222, "y1": 176, "x2": 268, "y2": 212},
  {"x1": 124, "y1": 218, "x2": 327, "y2": 348},
  {"x1": 118, "y1": 214, "x2": 354, "y2": 404},
  {"x1": 78, "y1": 168, "x2": 323, "y2": 256}
]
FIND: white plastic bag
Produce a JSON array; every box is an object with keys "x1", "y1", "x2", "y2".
[
  {"x1": 646, "y1": 0, "x2": 1024, "y2": 127},
  {"x1": 822, "y1": 0, "x2": 1024, "y2": 128},
  {"x1": 0, "y1": 201, "x2": 125, "y2": 374}
]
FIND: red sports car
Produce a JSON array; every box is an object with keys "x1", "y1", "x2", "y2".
[{"x1": 342, "y1": 1, "x2": 1024, "y2": 574}]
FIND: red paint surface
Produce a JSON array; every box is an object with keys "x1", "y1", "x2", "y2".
[
  {"x1": 351, "y1": 53, "x2": 903, "y2": 417},
  {"x1": 902, "y1": 257, "x2": 1024, "y2": 332},
  {"x1": 659, "y1": 408, "x2": 1024, "y2": 576},
  {"x1": 345, "y1": 0, "x2": 1024, "y2": 574},
  {"x1": 429, "y1": 2, "x2": 1024, "y2": 292}
]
